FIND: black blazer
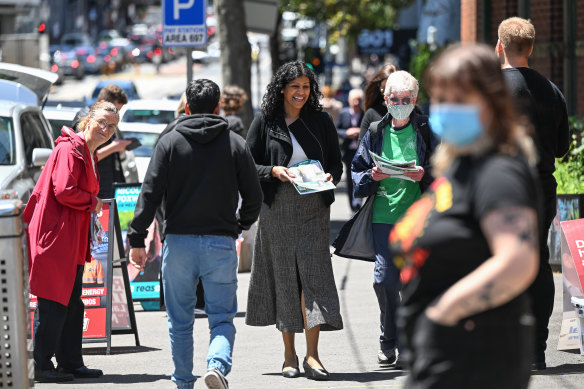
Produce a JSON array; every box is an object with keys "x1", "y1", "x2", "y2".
[
  {"x1": 336, "y1": 107, "x2": 364, "y2": 157},
  {"x1": 247, "y1": 110, "x2": 343, "y2": 207}
]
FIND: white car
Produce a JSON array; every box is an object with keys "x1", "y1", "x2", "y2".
[
  {"x1": 0, "y1": 63, "x2": 55, "y2": 201},
  {"x1": 119, "y1": 99, "x2": 179, "y2": 125},
  {"x1": 118, "y1": 99, "x2": 178, "y2": 182},
  {"x1": 118, "y1": 122, "x2": 168, "y2": 182}
]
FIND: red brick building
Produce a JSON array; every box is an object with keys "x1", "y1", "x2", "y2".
[{"x1": 461, "y1": 0, "x2": 583, "y2": 117}]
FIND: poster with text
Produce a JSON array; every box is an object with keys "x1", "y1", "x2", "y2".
[{"x1": 114, "y1": 184, "x2": 162, "y2": 300}]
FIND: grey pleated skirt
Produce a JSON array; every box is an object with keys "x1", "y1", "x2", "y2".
[{"x1": 246, "y1": 182, "x2": 343, "y2": 333}]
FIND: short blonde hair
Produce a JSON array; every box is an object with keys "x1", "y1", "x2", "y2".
[
  {"x1": 176, "y1": 92, "x2": 187, "y2": 115},
  {"x1": 77, "y1": 101, "x2": 118, "y2": 132},
  {"x1": 498, "y1": 17, "x2": 535, "y2": 56},
  {"x1": 384, "y1": 70, "x2": 419, "y2": 99}
]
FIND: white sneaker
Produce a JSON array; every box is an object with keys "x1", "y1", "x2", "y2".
[{"x1": 203, "y1": 368, "x2": 229, "y2": 389}]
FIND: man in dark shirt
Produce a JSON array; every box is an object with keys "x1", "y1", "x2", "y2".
[
  {"x1": 497, "y1": 17, "x2": 570, "y2": 371},
  {"x1": 73, "y1": 84, "x2": 131, "y2": 198}
]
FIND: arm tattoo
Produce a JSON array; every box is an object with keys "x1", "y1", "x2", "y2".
[
  {"x1": 479, "y1": 281, "x2": 495, "y2": 308},
  {"x1": 484, "y1": 208, "x2": 538, "y2": 250}
]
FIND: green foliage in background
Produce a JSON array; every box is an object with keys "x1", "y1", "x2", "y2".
[
  {"x1": 408, "y1": 43, "x2": 434, "y2": 105},
  {"x1": 554, "y1": 116, "x2": 584, "y2": 194},
  {"x1": 281, "y1": 0, "x2": 415, "y2": 42}
]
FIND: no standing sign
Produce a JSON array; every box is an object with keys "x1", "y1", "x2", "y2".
[{"x1": 163, "y1": 0, "x2": 208, "y2": 47}]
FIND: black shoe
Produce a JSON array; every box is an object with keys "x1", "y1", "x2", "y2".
[
  {"x1": 282, "y1": 356, "x2": 300, "y2": 378},
  {"x1": 378, "y1": 349, "x2": 397, "y2": 365},
  {"x1": 58, "y1": 365, "x2": 103, "y2": 378},
  {"x1": 303, "y1": 358, "x2": 329, "y2": 381},
  {"x1": 531, "y1": 361, "x2": 547, "y2": 371},
  {"x1": 35, "y1": 367, "x2": 74, "y2": 383}
]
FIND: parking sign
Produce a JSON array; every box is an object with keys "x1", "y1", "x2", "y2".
[{"x1": 163, "y1": 0, "x2": 207, "y2": 47}]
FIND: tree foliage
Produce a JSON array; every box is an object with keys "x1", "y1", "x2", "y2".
[{"x1": 281, "y1": 0, "x2": 415, "y2": 42}]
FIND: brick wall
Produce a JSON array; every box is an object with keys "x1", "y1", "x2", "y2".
[{"x1": 461, "y1": 0, "x2": 478, "y2": 43}]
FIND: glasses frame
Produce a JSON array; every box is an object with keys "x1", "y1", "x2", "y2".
[
  {"x1": 383, "y1": 95, "x2": 412, "y2": 106},
  {"x1": 91, "y1": 117, "x2": 118, "y2": 132}
]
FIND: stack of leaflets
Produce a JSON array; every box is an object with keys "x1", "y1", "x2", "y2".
[
  {"x1": 368, "y1": 150, "x2": 417, "y2": 181},
  {"x1": 288, "y1": 159, "x2": 336, "y2": 195}
]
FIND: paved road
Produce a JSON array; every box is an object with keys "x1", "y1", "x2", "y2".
[{"x1": 37, "y1": 177, "x2": 584, "y2": 388}]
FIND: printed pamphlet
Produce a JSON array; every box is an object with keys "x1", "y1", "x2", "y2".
[
  {"x1": 368, "y1": 150, "x2": 417, "y2": 181},
  {"x1": 288, "y1": 159, "x2": 336, "y2": 195}
]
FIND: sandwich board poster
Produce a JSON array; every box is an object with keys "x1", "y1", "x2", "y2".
[
  {"x1": 114, "y1": 184, "x2": 162, "y2": 301},
  {"x1": 29, "y1": 200, "x2": 139, "y2": 352},
  {"x1": 557, "y1": 219, "x2": 584, "y2": 353}
]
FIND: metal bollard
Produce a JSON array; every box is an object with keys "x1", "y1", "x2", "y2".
[{"x1": 0, "y1": 200, "x2": 33, "y2": 388}]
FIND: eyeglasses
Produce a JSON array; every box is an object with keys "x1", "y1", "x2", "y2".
[
  {"x1": 384, "y1": 96, "x2": 412, "y2": 105},
  {"x1": 91, "y1": 118, "x2": 117, "y2": 132}
]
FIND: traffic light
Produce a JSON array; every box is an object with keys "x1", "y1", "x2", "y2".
[
  {"x1": 38, "y1": 23, "x2": 46, "y2": 34},
  {"x1": 304, "y1": 46, "x2": 324, "y2": 74}
]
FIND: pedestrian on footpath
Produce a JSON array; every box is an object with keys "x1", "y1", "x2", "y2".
[
  {"x1": 128, "y1": 79, "x2": 263, "y2": 389},
  {"x1": 496, "y1": 17, "x2": 570, "y2": 371},
  {"x1": 359, "y1": 64, "x2": 398, "y2": 142},
  {"x1": 335, "y1": 70, "x2": 438, "y2": 368},
  {"x1": 245, "y1": 60, "x2": 344, "y2": 381},
  {"x1": 220, "y1": 85, "x2": 249, "y2": 138},
  {"x1": 73, "y1": 84, "x2": 132, "y2": 199},
  {"x1": 24, "y1": 101, "x2": 118, "y2": 382},
  {"x1": 336, "y1": 88, "x2": 365, "y2": 212},
  {"x1": 390, "y1": 43, "x2": 539, "y2": 388}
]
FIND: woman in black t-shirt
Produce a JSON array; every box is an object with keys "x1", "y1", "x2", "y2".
[{"x1": 390, "y1": 44, "x2": 539, "y2": 388}]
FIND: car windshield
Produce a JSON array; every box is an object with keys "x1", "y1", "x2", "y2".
[
  {"x1": 0, "y1": 117, "x2": 16, "y2": 165},
  {"x1": 122, "y1": 109, "x2": 175, "y2": 124},
  {"x1": 121, "y1": 131, "x2": 160, "y2": 158}
]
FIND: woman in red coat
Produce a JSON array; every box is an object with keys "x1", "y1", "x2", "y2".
[{"x1": 23, "y1": 101, "x2": 119, "y2": 383}]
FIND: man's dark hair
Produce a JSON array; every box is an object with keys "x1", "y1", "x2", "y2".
[
  {"x1": 97, "y1": 84, "x2": 128, "y2": 105},
  {"x1": 185, "y1": 79, "x2": 221, "y2": 114}
]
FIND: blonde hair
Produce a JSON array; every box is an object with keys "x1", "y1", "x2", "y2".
[
  {"x1": 77, "y1": 101, "x2": 119, "y2": 132},
  {"x1": 498, "y1": 17, "x2": 535, "y2": 56},
  {"x1": 220, "y1": 85, "x2": 248, "y2": 114},
  {"x1": 384, "y1": 70, "x2": 419, "y2": 99},
  {"x1": 176, "y1": 92, "x2": 187, "y2": 115},
  {"x1": 321, "y1": 85, "x2": 334, "y2": 99}
]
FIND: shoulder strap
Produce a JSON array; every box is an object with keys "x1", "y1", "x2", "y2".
[{"x1": 418, "y1": 117, "x2": 432, "y2": 165}]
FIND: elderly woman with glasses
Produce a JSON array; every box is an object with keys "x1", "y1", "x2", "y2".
[
  {"x1": 24, "y1": 101, "x2": 119, "y2": 383},
  {"x1": 334, "y1": 70, "x2": 439, "y2": 367}
]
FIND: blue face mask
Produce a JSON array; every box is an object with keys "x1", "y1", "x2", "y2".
[{"x1": 429, "y1": 103, "x2": 484, "y2": 147}]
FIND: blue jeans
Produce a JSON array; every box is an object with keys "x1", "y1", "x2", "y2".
[
  {"x1": 162, "y1": 234, "x2": 238, "y2": 389},
  {"x1": 372, "y1": 223, "x2": 401, "y2": 352}
]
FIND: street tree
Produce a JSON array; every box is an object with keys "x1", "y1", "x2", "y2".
[
  {"x1": 214, "y1": 0, "x2": 253, "y2": 129},
  {"x1": 282, "y1": 0, "x2": 414, "y2": 42}
]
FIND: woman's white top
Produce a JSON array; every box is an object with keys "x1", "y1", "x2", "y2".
[{"x1": 287, "y1": 130, "x2": 308, "y2": 167}]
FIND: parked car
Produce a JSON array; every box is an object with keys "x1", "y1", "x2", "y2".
[
  {"x1": 191, "y1": 41, "x2": 220, "y2": 64},
  {"x1": 117, "y1": 123, "x2": 165, "y2": 182},
  {"x1": 119, "y1": 99, "x2": 179, "y2": 125},
  {"x1": 88, "y1": 80, "x2": 141, "y2": 106},
  {"x1": 0, "y1": 63, "x2": 56, "y2": 201},
  {"x1": 118, "y1": 99, "x2": 178, "y2": 181}
]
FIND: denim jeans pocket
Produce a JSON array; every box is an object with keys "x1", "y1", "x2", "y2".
[{"x1": 208, "y1": 236, "x2": 235, "y2": 251}]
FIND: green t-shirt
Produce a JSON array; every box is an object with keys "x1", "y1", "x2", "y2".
[{"x1": 372, "y1": 123, "x2": 421, "y2": 224}]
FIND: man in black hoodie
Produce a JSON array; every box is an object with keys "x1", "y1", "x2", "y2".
[
  {"x1": 128, "y1": 79, "x2": 262, "y2": 389},
  {"x1": 497, "y1": 17, "x2": 570, "y2": 371}
]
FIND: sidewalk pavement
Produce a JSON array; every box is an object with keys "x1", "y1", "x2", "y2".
[{"x1": 37, "y1": 179, "x2": 584, "y2": 388}]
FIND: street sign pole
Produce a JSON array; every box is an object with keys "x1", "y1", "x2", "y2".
[
  {"x1": 187, "y1": 48, "x2": 193, "y2": 83},
  {"x1": 162, "y1": 0, "x2": 207, "y2": 84}
]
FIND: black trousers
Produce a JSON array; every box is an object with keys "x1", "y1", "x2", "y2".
[
  {"x1": 527, "y1": 188, "x2": 557, "y2": 363},
  {"x1": 34, "y1": 265, "x2": 85, "y2": 370}
]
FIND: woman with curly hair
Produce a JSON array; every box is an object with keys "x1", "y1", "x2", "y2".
[
  {"x1": 220, "y1": 85, "x2": 248, "y2": 138},
  {"x1": 246, "y1": 60, "x2": 343, "y2": 381},
  {"x1": 359, "y1": 63, "x2": 398, "y2": 141}
]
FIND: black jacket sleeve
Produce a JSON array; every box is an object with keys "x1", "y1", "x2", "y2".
[
  {"x1": 554, "y1": 85, "x2": 570, "y2": 158},
  {"x1": 127, "y1": 140, "x2": 169, "y2": 248},
  {"x1": 246, "y1": 114, "x2": 275, "y2": 181},
  {"x1": 236, "y1": 141, "x2": 263, "y2": 230}
]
